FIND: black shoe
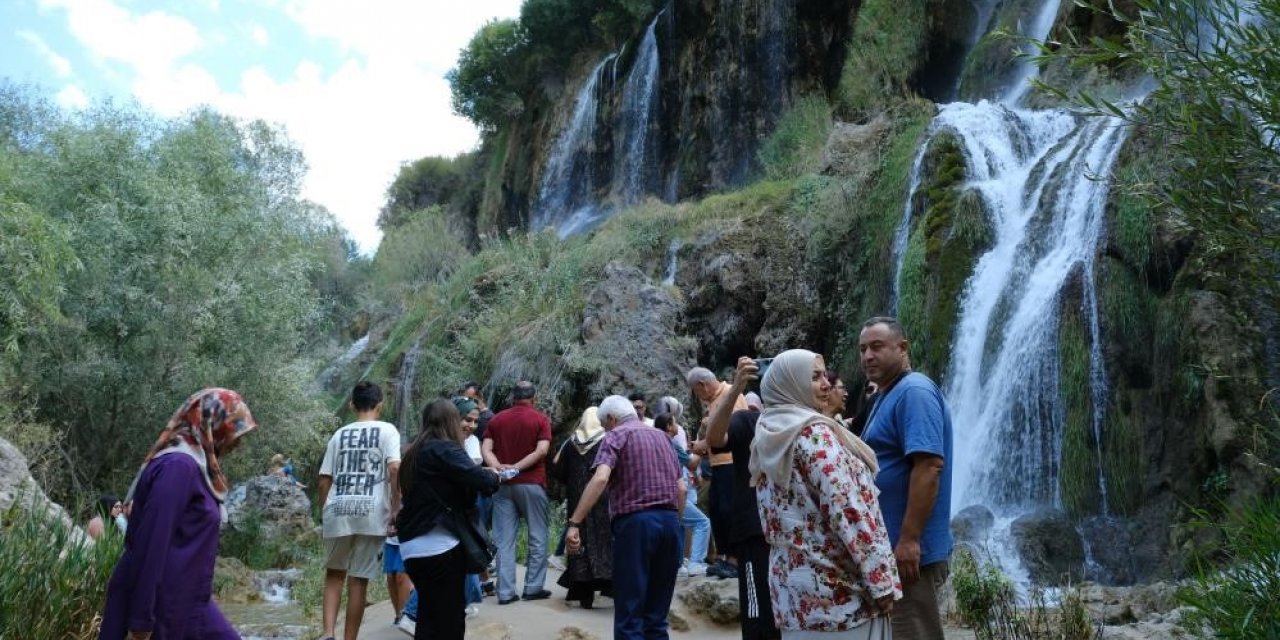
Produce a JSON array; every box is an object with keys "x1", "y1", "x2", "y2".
[
  {"x1": 498, "y1": 596, "x2": 519, "y2": 605},
  {"x1": 581, "y1": 593, "x2": 594, "y2": 610},
  {"x1": 521, "y1": 589, "x2": 552, "y2": 601}
]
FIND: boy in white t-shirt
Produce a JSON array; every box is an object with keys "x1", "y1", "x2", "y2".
[{"x1": 317, "y1": 381, "x2": 402, "y2": 640}]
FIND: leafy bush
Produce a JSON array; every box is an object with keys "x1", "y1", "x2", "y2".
[
  {"x1": 448, "y1": 20, "x2": 531, "y2": 132},
  {"x1": 219, "y1": 510, "x2": 314, "y2": 570},
  {"x1": 1179, "y1": 498, "x2": 1280, "y2": 638},
  {"x1": 0, "y1": 502, "x2": 122, "y2": 640}
]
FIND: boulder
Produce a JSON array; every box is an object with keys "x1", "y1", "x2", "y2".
[
  {"x1": 678, "y1": 579, "x2": 740, "y2": 625},
  {"x1": 1079, "y1": 515, "x2": 1138, "y2": 585},
  {"x1": 225, "y1": 475, "x2": 313, "y2": 542},
  {"x1": 951, "y1": 504, "x2": 996, "y2": 547},
  {"x1": 0, "y1": 436, "x2": 81, "y2": 536},
  {"x1": 1009, "y1": 508, "x2": 1085, "y2": 585}
]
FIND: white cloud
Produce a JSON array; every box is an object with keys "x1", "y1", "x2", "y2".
[
  {"x1": 41, "y1": 0, "x2": 524, "y2": 253},
  {"x1": 55, "y1": 84, "x2": 88, "y2": 109},
  {"x1": 39, "y1": 0, "x2": 204, "y2": 73},
  {"x1": 17, "y1": 30, "x2": 73, "y2": 77},
  {"x1": 250, "y1": 23, "x2": 269, "y2": 46}
]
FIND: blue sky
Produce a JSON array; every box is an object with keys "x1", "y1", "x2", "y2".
[{"x1": 0, "y1": 0, "x2": 525, "y2": 252}]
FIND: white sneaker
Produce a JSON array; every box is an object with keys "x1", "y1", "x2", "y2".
[
  {"x1": 465, "y1": 604, "x2": 480, "y2": 618},
  {"x1": 679, "y1": 561, "x2": 708, "y2": 577},
  {"x1": 396, "y1": 615, "x2": 416, "y2": 637},
  {"x1": 548, "y1": 555, "x2": 566, "y2": 571}
]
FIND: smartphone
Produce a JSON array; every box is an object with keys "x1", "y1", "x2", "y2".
[{"x1": 752, "y1": 357, "x2": 773, "y2": 377}]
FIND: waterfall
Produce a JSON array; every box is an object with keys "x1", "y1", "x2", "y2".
[
  {"x1": 313, "y1": 333, "x2": 369, "y2": 392},
  {"x1": 533, "y1": 54, "x2": 616, "y2": 235},
  {"x1": 1000, "y1": 0, "x2": 1064, "y2": 106},
  {"x1": 890, "y1": 147, "x2": 928, "y2": 312},
  {"x1": 662, "y1": 238, "x2": 682, "y2": 286},
  {"x1": 396, "y1": 342, "x2": 423, "y2": 435},
  {"x1": 941, "y1": 103, "x2": 1127, "y2": 514},
  {"x1": 613, "y1": 14, "x2": 662, "y2": 205}
]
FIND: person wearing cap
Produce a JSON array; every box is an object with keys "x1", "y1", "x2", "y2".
[{"x1": 481, "y1": 380, "x2": 553, "y2": 604}]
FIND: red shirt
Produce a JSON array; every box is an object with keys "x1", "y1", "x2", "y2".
[{"x1": 483, "y1": 403, "x2": 552, "y2": 486}]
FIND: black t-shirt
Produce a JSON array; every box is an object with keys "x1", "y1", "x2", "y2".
[{"x1": 728, "y1": 409, "x2": 763, "y2": 544}]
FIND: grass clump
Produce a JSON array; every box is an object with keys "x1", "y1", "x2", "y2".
[
  {"x1": 0, "y1": 502, "x2": 123, "y2": 640},
  {"x1": 1058, "y1": 305, "x2": 1100, "y2": 519},
  {"x1": 837, "y1": 0, "x2": 929, "y2": 119},
  {"x1": 1179, "y1": 497, "x2": 1280, "y2": 639},
  {"x1": 951, "y1": 547, "x2": 1101, "y2": 640},
  {"x1": 758, "y1": 95, "x2": 833, "y2": 180}
]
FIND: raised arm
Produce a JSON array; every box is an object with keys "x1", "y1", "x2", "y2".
[{"x1": 705, "y1": 356, "x2": 758, "y2": 448}]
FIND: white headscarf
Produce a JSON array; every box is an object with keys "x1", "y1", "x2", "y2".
[{"x1": 749, "y1": 349, "x2": 879, "y2": 486}]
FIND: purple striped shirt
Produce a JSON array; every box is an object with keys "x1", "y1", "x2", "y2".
[{"x1": 592, "y1": 418, "x2": 682, "y2": 519}]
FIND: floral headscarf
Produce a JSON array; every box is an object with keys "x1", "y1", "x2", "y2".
[{"x1": 135, "y1": 388, "x2": 258, "y2": 504}]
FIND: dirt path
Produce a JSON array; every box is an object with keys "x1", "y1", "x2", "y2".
[{"x1": 355, "y1": 565, "x2": 976, "y2": 639}]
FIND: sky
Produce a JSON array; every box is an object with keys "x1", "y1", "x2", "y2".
[{"x1": 0, "y1": 0, "x2": 526, "y2": 253}]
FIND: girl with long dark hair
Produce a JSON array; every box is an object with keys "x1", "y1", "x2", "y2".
[{"x1": 397, "y1": 399, "x2": 503, "y2": 640}]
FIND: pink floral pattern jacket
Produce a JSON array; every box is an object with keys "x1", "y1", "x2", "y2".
[{"x1": 755, "y1": 422, "x2": 902, "y2": 632}]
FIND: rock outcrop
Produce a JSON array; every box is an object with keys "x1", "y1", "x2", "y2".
[
  {"x1": 1010, "y1": 508, "x2": 1085, "y2": 586},
  {"x1": 225, "y1": 475, "x2": 313, "y2": 542},
  {"x1": 575, "y1": 262, "x2": 697, "y2": 403},
  {"x1": 951, "y1": 504, "x2": 996, "y2": 548},
  {"x1": 0, "y1": 436, "x2": 80, "y2": 534},
  {"x1": 678, "y1": 579, "x2": 741, "y2": 625}
]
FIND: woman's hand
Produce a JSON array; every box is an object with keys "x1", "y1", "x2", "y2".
[{"x1": 872, "y1": 593, "x2": 894, "y2": 616}]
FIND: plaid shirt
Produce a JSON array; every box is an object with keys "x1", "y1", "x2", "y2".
[{"x1": 592, "y1": 418, "x2": 682, "y2": 520}]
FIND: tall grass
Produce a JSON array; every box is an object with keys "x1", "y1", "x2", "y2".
[
  {"x1": 951, "y1": 547, "x2": 1101, "y2": 640},
  {"x1": 1179, "y1": 498, "x2": 1280, "y2": 639},
  {"x1": 0, "y1": 501, "x2": 122, "y2": 640}
]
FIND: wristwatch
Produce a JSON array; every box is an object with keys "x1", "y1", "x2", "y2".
[{"x1": 566, "y1": 520, "x2": 582, "y2": 528}]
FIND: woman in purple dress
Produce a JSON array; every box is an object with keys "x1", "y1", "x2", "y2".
[{"x1": 99, "y1": 388, "x2": 258, "y2": 640}]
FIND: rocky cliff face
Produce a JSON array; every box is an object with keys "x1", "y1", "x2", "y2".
[{"x1": 471, "y1": 0, "x2": 859, "y2": 236}]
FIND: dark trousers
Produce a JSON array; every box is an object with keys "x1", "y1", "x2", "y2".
[
  {"x1": 709, "y1": 465, "x2": 735, "y2": 558},
  {"x1": 405, "y1": 546, "x2": 467, "y2": 640},
  {"x1": 736, "y1": 536, "x2": 780, "y2": 640},
  {"x1": 611, "y1": 509, "x2": 683, "y2": 640}
]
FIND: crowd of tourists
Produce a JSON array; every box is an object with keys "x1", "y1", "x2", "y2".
[{"x1": 93, "y1": 315, "x2": 953, "y2": 640}]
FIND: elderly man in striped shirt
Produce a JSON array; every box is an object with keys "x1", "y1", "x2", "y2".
[{"x1": 566, "y1": 395, "x2": 686, "y2": 640}]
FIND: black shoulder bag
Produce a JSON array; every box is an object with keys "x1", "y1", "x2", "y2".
[{"x1": 421, "y1": 480, "x2": 495, "y2": 573}]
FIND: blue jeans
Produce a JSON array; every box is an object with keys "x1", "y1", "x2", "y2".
[
  {"x1": 611, "y1": 509, "x2": 682, "y2": 640},
  {"x1": 681, "y1": 489, "x2": 711, "y2": 565}
]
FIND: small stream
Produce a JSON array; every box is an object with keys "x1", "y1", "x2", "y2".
[{"x1": 222, "y1": 569, "x2": 310, "y2": 640}]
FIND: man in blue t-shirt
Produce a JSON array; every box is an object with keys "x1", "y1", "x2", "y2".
[{"x1": 859, "y1": 316, "x2": 954, "y2": 639}]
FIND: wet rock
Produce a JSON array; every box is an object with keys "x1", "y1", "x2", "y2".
[
  {"x1": 951, "y1": 504, "x2": 996, "y2": 547},
  {"x1": 1079, "y1": 516, "x2": 1138, "y2": 585},
  {"x1": 225, "y1": 475, "x2": 313, "y2": 542},
  {"x1": 1009, "y1": 508, "x2": 1085, "y2": 585},
  {"x1": 678, "y1": 579, "x2": 741, "y2": 625},
  {"x1": 214, "y1": 556, "x2": 260, "y2": 604}
]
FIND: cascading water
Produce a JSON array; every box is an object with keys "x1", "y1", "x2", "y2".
[
  {"x1": 533, "y1": 54, "x2": 616, "y2": 236},
  {"x1": 662, "y1": 238, "x2": 682, "y2": 286},
  {"x1": 396, "y1": 342, "x2": 423, "y2": 435},
  {"x1": 613, "y1": 15, "x2": 662, "y2": 206},
  {"x1": 884, "y1": 0, "x2": 1143, "y2": 581},
  {"x1": 941, "y1": 104, "x2": 1128, "y2": 513}
]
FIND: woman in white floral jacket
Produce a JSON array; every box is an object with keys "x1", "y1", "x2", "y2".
[{"x1": 751, "y1": 349, "x2": 901, "y2": 639}]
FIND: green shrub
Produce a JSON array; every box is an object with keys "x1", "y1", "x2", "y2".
[
  {"x1": 0, "y1": 502, "x2": 122, "y2": 640},
  {"x1": 219, "y1": 510, "x2": 315, "y2": 570},
  {"x1": 759, "y1": 96, "x2": 833, "y2": 180},
  {"x1": 1179, "y1": 498, "x2": 1280, "y2": 639},
  {"x1": 951, "y1": 547, "x2": 1101, "y2": 640}
]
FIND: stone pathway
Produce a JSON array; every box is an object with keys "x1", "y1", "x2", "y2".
[{"x1": 355, "y1": 565, "x2": 976, "y2": 639}]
